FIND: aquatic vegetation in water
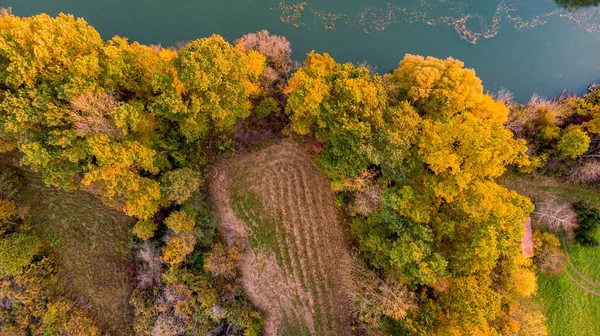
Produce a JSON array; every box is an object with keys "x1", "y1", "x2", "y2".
[{"x1": 274, "y1": 0, "x2": 600, "y2": 44}]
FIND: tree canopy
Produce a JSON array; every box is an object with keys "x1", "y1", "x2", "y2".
[
  {"x1": 0, "y1": 12, "x2": 264, "y2": 219},
  {"x1": 287, "y1": 53, "x2": 536, "y2": 334},
  {"x1": 285, "y1": 52, "x2": 388, "y2": 179},
  {"x1": 0, "y1": 12, "x2": 551, "y2": 335}
]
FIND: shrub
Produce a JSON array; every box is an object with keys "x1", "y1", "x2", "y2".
[
  {"x1": 134, "y1": 241, "x2": 162, "y2": 289},
  {"x1": 573, "y1": 202, "x2": 600, "y2": 246},
  {"x1": 532, "y1": 230, "x2": 567, "y2": 276},
  {"x1": 569, "y1": 160, "x2": 600, "y2": 184},
  {"x1": 130, "y1": 289, "x2": 158, "y2": 335},
  {"x1": 510, "y1": 269, "x2": 537, "y2": 297},
  {"x1": 160, "y1": 168, "x2": 203, "y2": 205},
  {"x1": 557, "y1": 127, "x2": 591, "y2": 158},
  {"x1": 164, "y1": 211, "x2": 195, "y2": 234},
  {"x1": 0, "y1": 233, "x2": 41, "y2": 276},
  {"x1": 237, "y1": 30, "x2": 293, "y2": 76},
  {"x1": 162, "y1": 233, "x2": 196, "y2": 265},
  {"x1": 254, "y1": 97, "x2": 279, "y2": 118},
  {"x1": 0, "y1": 198, "x2": 16, "y2": 223},
  {"x1": 69, "y1": 91, "x2": 121, "y2": 138},
  {"x1": 41, "y1": 299, "x2": 100, "y2": 336},
  {"x1": 203, "y1": 243, "x2": 243, "y2": 279},
  {"x1": 133, "y1": 219, "x2": 158, "y2": 240}
]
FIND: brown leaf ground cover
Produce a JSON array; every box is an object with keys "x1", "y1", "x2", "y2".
[{"x1": 210, "y1": 140, "x2": 354, "y2": 335}]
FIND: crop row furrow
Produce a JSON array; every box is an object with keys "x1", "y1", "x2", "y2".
[
  {"x1": 314, "y1": 172, "x2": 350, "y2": 331},
  {"x1": 272, "y1": 167, "x2": 311, "y2": 295},
  {"x1": 271, "y1": 165, "x2": 317, "y2": 335},
  {"x1": 248, "y1": 257, "x2": 295, "y2": 334},
  {"x1": 278, "y1": 164, "x2": 326, "y2": 336},
  {"x1": 295, "y1": 165, "x2": 340, "y2": 334},
  {"x1": 262, "y1": 168, "x2": 313, "y2": 325},
  {"x1": 259, "y1": 173, "x2": 292, "y2": 274},
  {"x1": 282, "y1": 164, "x2": 330, "y2": 336}
]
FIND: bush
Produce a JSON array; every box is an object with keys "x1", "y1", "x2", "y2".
[
  {"x1": 203, "y1": 243, "x2": 243, "y2": 279},
  {"x1": 532, "y1": 230, "x2": 567, "y2": 276},
  {"x1": 133, "y1": 219, "x2": 158, "y2": 240},
  {"x1": 0, "y1": 233, "x2": 41, "y2": 276},
  {"x1": 254, "y1": 97, "x2": 279, "y2": 118},
  {"x1": 164, "y1": 211, "x2": 195, "y2": 234},
  {"x1": 162, "y1": 233, "x2": 196, "y2": 265},
  {"x1": 557, "y1": 127, "x2": 591, "y2": 159},
  {"x1": 130, "y1": 289, "x2": 158, "y2": 335},
  {"x1": 510, "y1": 269, "x2": 538, "y2": 298},
  {"x1": 41, "y1": 299, "x2": 100, "y2": 336},
  {"x1": 0, "y1": 167, "x2": 21, "y2": 199},
  {"x1": 160, "y1": 168, "x2": 203, "y2": 205},
  {"x1": 573, "y1": 202, "x2": 600, "y2": 246},
  {"x1": 0, "y1": 198, "x2": 16, "y2": 223}
]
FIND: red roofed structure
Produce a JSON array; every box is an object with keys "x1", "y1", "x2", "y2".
[{"x1": 522, "y1": 217, "x2": 534, "y2": 258}]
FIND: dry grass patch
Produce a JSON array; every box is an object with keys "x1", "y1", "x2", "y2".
[
  {"x1": 15, "y1": 169, "x2": 134, "y2": 335},
  {"x1": 210, "y1": 140, "x2": 354, "y2": 335}
]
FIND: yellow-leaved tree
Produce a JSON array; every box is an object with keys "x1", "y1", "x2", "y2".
[
  {"x1": 285, "y1": 52, "x2": 388, "y2": 179},
  {"x1": 0, "y1": 12, "x2": 263, "y2": 220},
  {"x1": 287, "y1": 53, "x2": 539, "y2": 334}
]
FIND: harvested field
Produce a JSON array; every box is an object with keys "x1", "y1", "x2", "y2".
[{"x1": 210, "y1": 140, "x2": 354, "y2": 335}]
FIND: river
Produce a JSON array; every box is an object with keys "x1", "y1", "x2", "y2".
[{"x1": 3, "y1": 0, "x2": 600, "y2": 101}]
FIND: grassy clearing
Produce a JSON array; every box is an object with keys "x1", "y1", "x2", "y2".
[
  {"x1": 536, "y1": 230, "x2": 600, "y2": 336},
  {"x1": 500, "y1": 172, "x2": 600, "y2": 335},
  {"x1": 499, "y1": 173, "x2": 600, "y2": 205},
  {"x1": 15, "y1": 168, "x2": 134, "y2": 335},
  {"x1": 210, "y1": 140, "x2": 353, "y2": 335}
]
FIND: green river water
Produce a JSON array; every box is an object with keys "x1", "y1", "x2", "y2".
[{"x1": 3, "y1": 0, "x2": 600, "y2": 101}]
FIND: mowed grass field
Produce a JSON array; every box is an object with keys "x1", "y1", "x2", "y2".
[
  {"x1": 14, "y1": 167, "x2": 135, "y2": 334},
  {"x1": 210, "y1": 140, "x2": 353, "y2": 336},
  {"x1": 500, "y1": 173, "x2": 600, "y2": 336},
  {"x1": 536, "y1": 230, "x2": 600, "y2": 336}
]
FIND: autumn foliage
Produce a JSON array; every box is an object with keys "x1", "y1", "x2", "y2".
[
  {"x1": 0, "y1": 12, "x2": 264, "y2": 220},
  {"x1": 0, "y1": 11, "x2": 560, "y2": 336},
  {"x1": 287, "y1": 53, "x2": 539, "y2": 334}
]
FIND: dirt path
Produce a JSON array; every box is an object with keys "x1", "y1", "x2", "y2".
[{"x1": 209, "y1": 140, "x2": 354, "y2": 335}]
